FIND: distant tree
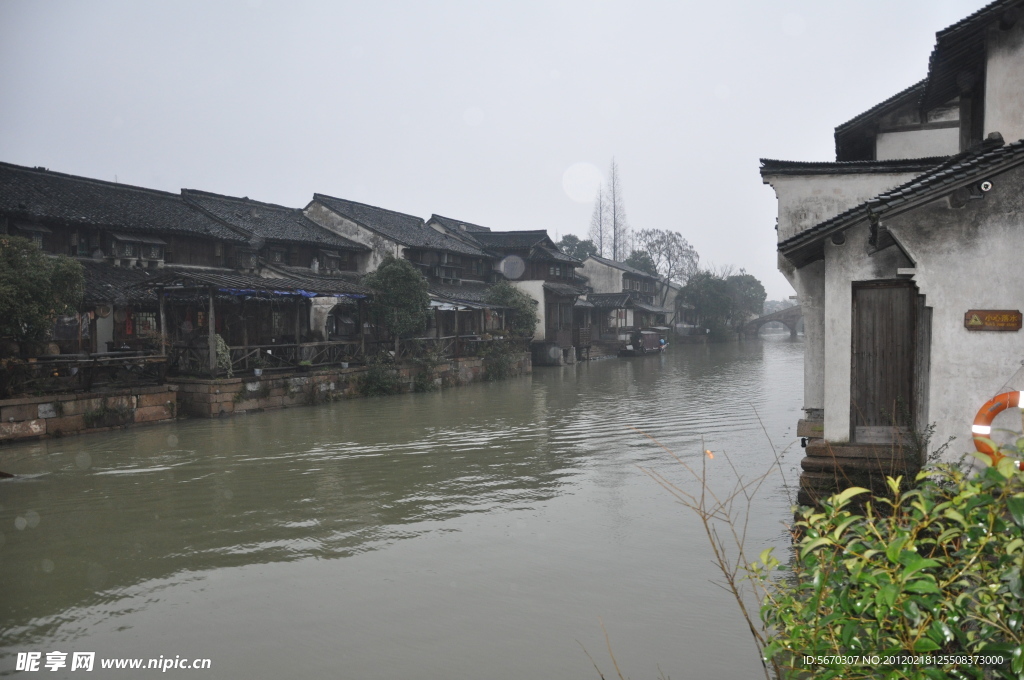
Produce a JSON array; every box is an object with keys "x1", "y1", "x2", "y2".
[
  {"x1": 726, "y1": 271, "x2": 767, "y2": 324},
  {"x1": 556, "y1": 234, "x2": 598, "y2": 262},
  {"x1": 484, "y1": 281, "x2": 538, "y2": 338},
  {"x1": 632, "y1": 228, "x2": 700, "y2": 305},
  {"x1": 679, "y1": 267, "x2": 766, "y2": 340},
  {"x1": 623, "y1": 249, "x2": 658, "y2": 277},
  {"x1": 607, "y1": 158, "x2": 630, "y2": 260},
  {"x1": 0, "y1": 235, "x2": 84, "y2": 348},
  {"x1": 363, "y1": 255, "x2": 431, "y2": 355},
  {"x1": 588, "y1": 186, "x2": 609, "y2": 258}
]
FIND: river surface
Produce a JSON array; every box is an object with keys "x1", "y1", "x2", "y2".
[{"x1": 0, "y1": 336, "x2": 803, "y2": 679}]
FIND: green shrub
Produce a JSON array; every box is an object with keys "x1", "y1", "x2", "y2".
[
  {"x1": 756, "y1": 439, "x2": 1024, "y2": 679},
  {"x1": 411, "y1": 346, "x2": 443, "y2": 393},
  {"x1": 482, "y1": 338, "x2": 519, "y2": 381},
  {"x1": 358, "y1": 354, "x2": 402, "y2": 396}
]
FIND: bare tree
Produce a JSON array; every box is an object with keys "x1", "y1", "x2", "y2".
[
  {"x1": 633, "y1": 228, "x2": 700, "y2": 306},
  {"x1": 607, "y1": 158, "x2": 630, "y2": 260},
  {"x1": 588, "y1": 186, "x2": 609, "y2": 258}
]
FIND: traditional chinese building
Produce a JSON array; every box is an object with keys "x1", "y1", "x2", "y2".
[{"x1": 762, "y1": 0, "x2": 1024, "y2": 503}]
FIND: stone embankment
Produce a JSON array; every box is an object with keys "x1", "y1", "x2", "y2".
[
  {"x1": 0, "y1": 385, "x2": 178, "y2": 444},
  {"x1": 0, "y1": 354, "x2": 531, "y2": 444}
]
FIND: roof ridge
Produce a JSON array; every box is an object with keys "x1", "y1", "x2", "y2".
[
  {"x1": 182, "y1": 188, "x2": 302, "y2": 213},
  {"x1": 313, "y1": 192, "x2": 424, "y2": 223},
  {"x1": 935, "y1": 0, "x2": 1020, "y2": 40},
  {"x1": 0, "y1": 160, "x2": 191, "y2": 201},
  {"x1": 834, "y1": 79, "x2": 927, "y2": 134},
  {"x1": 779, "y1": 135, "x2": 1024, "y2": 252}
]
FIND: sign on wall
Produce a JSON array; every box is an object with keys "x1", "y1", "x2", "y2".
[{"x1": 964, "y1": 310, "x2": 1023, "y2": 331}]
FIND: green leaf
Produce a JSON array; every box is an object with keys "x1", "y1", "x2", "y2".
[
  {"x1": 832, "y1": 486, "x2": 870, "y2": 507},
  {"x1": 943, "y1": 508, "x2": 967, "y2": 526},
  {"x1": 913, "y1": 637, "x2": 941, "y2": 652},
  {"x1": 1008, "y1": 495, "x2": 1024, "y2": 528},
  {"x1": 886, "y1": 536, "x2": 908, "y2": 563},
  {"x1": 905, "y1": 579, "x2": 941, "y2": 594},
  {"x1": 877, "y1": 582, "x2": 899, "y2": 610},
  {"x1": 997, "y1": 456, "x2": 1019, "y2": 478},
  {"x1": 800, "y1": 537, "x2": 833, "y2": 559},
  {"x1": 901, "y1": 553, "x2": 941, "y2": 580}
]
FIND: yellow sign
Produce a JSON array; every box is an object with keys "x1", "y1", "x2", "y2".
[{"x1": 964, "y1": 310, "x2": 1022, "y2": 331}]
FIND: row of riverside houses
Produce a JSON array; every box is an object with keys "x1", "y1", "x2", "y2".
[
  {"x1": 0, "y1": 161, "x2": 678, "y2": 392},
  {"x1": 762, "y1": 0, "x2": 1024, "y2": 504}
]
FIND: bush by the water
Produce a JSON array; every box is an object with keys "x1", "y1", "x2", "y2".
[
  {"x1": 756, "y1": 440, "x2": 1024, "y2": 679},
  {"x1": 482, "y1": 338, "x2": 519, "y2": 381},
  {"x1": 358, "y1": 355, "x2": 402, "y2": 396}
]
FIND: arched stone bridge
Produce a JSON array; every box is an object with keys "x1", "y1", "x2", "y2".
[{"x1": 742, "y1": 305, "x2": 802, "y2": 337}]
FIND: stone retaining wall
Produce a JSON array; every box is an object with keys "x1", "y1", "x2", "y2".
[
  {"x1": 0, "y1": 385, "x2": 178, "y2": 444},
  {"x1": 173, "y1": 354, "x2": 531, "y2": 419}
]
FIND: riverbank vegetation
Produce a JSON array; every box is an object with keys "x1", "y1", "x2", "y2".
[
  {"x1": 0, "y1": 235, "x2": 84, "y2": 348},
  {"x1": 363, "y1": 255, "x2": 431, "y2": 355},
  {"x1": 680, "y1": 268, "x2": 767, "y2": 340},
  {"x1": 641, "y1": 430, "x2": 1024, "y2": 680}
]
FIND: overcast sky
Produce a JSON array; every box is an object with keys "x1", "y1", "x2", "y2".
[{"x1": 0, "y1": 1, "x2": 988, "y2": 299}]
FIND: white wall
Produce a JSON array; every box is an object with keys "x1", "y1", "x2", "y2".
[
  {"x1": 876, "y1": 128, "x2": 959, "y2": 161},
  {"x1": 819, "y1": 162, "x2": 1024, "y2": 456},
  {"x1": 512, "y1": 280, "x2": 547, "y2": 342},
  {"x1": 304, "y1": 202, "x2": 401, "y2": 273},
  {"x1": 780, "y1": 255, "x2": 826, "y2": 417},
  {"x1": 985, "y1": 20, "x2": 1024, "y2": 144},
  {"x1": 580, "y1": 258, "x2": 623, "y2": 293},
  {"x1": 765, "y1": 172, "x2": 926, "y2": 242}
]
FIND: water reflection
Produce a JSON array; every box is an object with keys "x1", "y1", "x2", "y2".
[{"x1": 0, "y1": 337, "x2": 803, "y2": 678}]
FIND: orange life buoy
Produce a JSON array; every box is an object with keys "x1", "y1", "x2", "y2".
[{"x1": 972, "y1": 391, "x2": 1022, "y2": 463}]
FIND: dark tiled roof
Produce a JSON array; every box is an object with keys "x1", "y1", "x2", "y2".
[
  {"x1": 922, "y1": 0, "x2": 1023, "y2": 110},
  {"x1": 542, "y1": 281, "x2": 585, "y2": 297},
  {"x1": 536, "y1": 245, "x2": 581, "y2": 264},
  {"x1": 183, "y1": 190, "x2": 367, "y2": 251},
  {"x1": 138, "y1": 267, "x2": 370, "y2": 298},
  {"x1": 0, "y1": 162, "x2": 247, "y2": 243},
  {"x1": 313, "y1": 194, "x2": 488, "y2": 257},
  {"x1": 428, "y1": 214, "x2": 492, "y2": 233},
  {"x1": 587, "y1": 292, "x2": 633, "y2": 308},
  {"x1": 585, "y1": 254, "x2": 659, "y2": 279},
  {"x1": 428, "y1": 281, "x2": 495, "y2": 304},
  {"x1": 472, "y1": 230, "x2": 548, "y2": 249},
  {"x1": 80, "y1": 259, "x2": 161, "y2": 305},
  {"x1": 759, "y1": 156, "x2": 948, "y2": 177},
  {"x1": 834, "y1": 80, "x2": 927, "y2": 135},
  {"x1": 779, "y1": 136, "x2": 1024, "y2": 263},
  {"x1": 633, "y1": 301, "x2": 669, "y2": 314}
]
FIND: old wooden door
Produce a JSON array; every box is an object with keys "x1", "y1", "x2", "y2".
[{"x1": 850, "y1": 281, "x2": 916, "y2": 443}]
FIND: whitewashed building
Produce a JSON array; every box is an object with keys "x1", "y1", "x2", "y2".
[{"x1": 762, "y1": 0, "x2": 1024, "y2": 502}]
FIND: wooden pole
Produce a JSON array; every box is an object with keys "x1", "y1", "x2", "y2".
[
  {"x1": 294, "y1": 296, "x2": 302, "y2": 363},
  {"x1": 158, "y1": 287, "x2": 167, "y2": 356},
  {"x1": 455, "y1": 308, "x2": 460, "y2": 358},
  {"x1": 241, "y1": 298, "x2": 248, "y2": 369},
  {"x1": 208, "y1": 286, "x2": 216, "y2": 374},
  {"x1": 358, "y1": 298, "x2": 365, "y2": 358}
]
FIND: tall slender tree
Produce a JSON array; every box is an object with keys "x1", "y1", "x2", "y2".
[
  {"x1": 607, "y1": 158, "x2": 630, "y2": 260},
  {"x1": 588, "y1": 186, "x2": 609, "y2": 257}
]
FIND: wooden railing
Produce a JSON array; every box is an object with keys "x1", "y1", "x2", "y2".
[
  {"x1": 0, "y1": 353, "x2": 168, "y2": 398},
  {"x1": 166, "y1": 336, "x2": 530, "y2": 377}
]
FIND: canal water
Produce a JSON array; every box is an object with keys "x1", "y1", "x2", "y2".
[{"x1": 0, "y1": 336, "x2": 803, "y2": 679}]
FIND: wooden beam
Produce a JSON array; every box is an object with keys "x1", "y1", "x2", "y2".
[{"x1": 158, "y1": 287, "x2": 167, "y2": 356}]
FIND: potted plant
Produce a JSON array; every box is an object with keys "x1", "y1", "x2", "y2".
[{"x1": 251, "y1": 353, "x2": 266, "y2": 376}]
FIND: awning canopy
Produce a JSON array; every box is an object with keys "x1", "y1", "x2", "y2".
[
  {"x1": 133, "y1": 268, "x2": 369, "y2": 299},
  {"x1": 112, "y1": 232, "x2": 167, "y2": 245}
]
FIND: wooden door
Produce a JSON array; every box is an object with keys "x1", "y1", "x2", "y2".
[{"x1": 850, "y1": 281, "x2": 916, "y2": 443}]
